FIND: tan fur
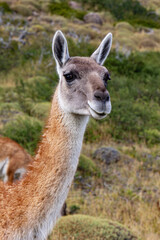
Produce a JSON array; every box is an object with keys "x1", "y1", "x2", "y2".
[
  {"x1": 0, "y1": 30, "x2": 112, "y2": 239},
  {"x1": 0, "y1": 91, "x2": 87, "y2": 239},
  {"x1": 0, "y1": 137, "x2": 32, "y2": 183}
]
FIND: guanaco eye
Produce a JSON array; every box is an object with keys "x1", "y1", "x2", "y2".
[
  {"x1": 103, "y1": 72, "x2": 111, "y2": 87},
  {"x1": 63, "y1": 73, "x2": 74, "y2": 83},
  {"x1": 103, "y1": 72, "x2": 111, "y2": 82}
]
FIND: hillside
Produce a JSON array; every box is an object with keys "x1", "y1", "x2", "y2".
[
  {"x1": 139, "y1": 0, "x2": 160, "y2": 15},
  {"x1": 0, "y1": 0, "x2": 160, "y2": 239}
]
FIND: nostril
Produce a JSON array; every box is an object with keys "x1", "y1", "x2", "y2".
[
  {"x1": 94, "y1": 91, "x2": 102, "y2": 101},
  {"x1": 106, "y1": 95, "x2": 110, "y2": 102},
  {"x1": 94, "y1": 90, "x2": 110, "y2": 102}
]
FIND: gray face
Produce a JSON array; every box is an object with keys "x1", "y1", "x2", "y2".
[
  {"x1": 59, "y1": 57, "x2": 111, "y2": 120},
  {"x1": 52, "y1": 30, "x2": 112, "y2": 120}
]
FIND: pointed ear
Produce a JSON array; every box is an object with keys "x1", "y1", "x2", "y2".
[
  {"x1": 52, "y1": 30, "x2": 70, "y2": 69},
  {"x1": 91, "y1": 33, "x2": 112, "y2": 65},
  {"x1": 0, "y1": 157, "x2": 9, "y2": 182}
]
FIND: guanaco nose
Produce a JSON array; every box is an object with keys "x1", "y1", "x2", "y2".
[{"x1": 94, "y1": 90, "x2": 110, "y2": 102}]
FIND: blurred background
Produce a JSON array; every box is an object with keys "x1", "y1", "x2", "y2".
[{"x1": 0, "y1": 0, "x2": 160, "y2": 239}]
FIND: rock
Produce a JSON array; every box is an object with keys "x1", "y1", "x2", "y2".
[
  {"x1": 27, "y1": 16, "x2": 32, "y2": 22},
  {"x1": 155, "y1": 155, "x2": 160, "y2": 161},
  {"x1": 90, "y1": 25, "x2": 101, "y2": 33},
  {"x1": 69, "y1": 1, "x2": 82, "y2": 10},
  {"x1": 32, "y1": 11, "x2": 39, "y2": 17},
  {"x1": 73, "y1": 18, "x2": 84, "y2": 25},
  {"x1": 93, "y1": 147, "x2": 121, "y2": 165},
  {"x1": 84, "y1": 12, "x2": 103, "y2": 25},
  {"x1": 142, "y1": 153, "x2": 152, "y2": 160}
]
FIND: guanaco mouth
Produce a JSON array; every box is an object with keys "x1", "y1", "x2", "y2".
[{"x1": 88, "y1": 105, "x2": 107, "y2": 119}]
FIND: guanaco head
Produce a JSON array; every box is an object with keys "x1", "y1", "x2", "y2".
[
  {"x1": 52, "y1": 30, "x2": 112, "y2": 119},
  {"x1": 0, "y1": 137, "x2": 32, "y2": 184}
]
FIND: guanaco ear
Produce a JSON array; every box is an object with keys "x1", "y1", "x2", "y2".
[
  {"x1": 91, "y1": 33, "x2": 112, "y2": 65},
  {"x1": 52, "y1": 30, "x2": 70, "y2": 70},
  {"x1": 0, "y1": 157, "x2": 9, "y2": 182}
]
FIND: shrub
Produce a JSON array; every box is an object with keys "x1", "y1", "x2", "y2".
[
  {"x1": 0, "y1": 102, "x2": 21, "y2": 114},
  {"x1": 115, "y1": 22, "x2": 134, "y2": 32},
  {"x1": 11, "y1": 4, "x2": 34, "y2": 16},
  {"x1": 48, "y1": 0, "x2": 86, "y2": 20},
  {"x1": 69, "y1": 205, "x2": 80, "y2": 214},
  {"x1": 67, "y1": 37, "x2": 94, "y2": 57},
  {"x1": 78, "y1": 154, "x2": 101, "y2": 177},
  {"x1": 84, "y1": 118, "x2": 101, "y2": 142},
  {"x1": 0, "y1": 2, "x2": 11, "y2": 13},
  {"x1": 0, "y1": 39, "x2": 42, "y2": 73},
  {"x1": 144, "y1": 129, "x2": 160, "y2": 145},
  {"x1": 0, "y1": 41, "x2": 19, "y2": 72},
  {"x1": 49, "y1": 214, "x2": 139, "y2": 240},
  {"x1": 16, "y1": 76, "x2": 56, "y2": 103},
  {"x1": 2, "y1": 115, "x2": 43, "y2": 155},
  {"x1": 30, "y1": 102, "x2": 51, "y2": 120}
]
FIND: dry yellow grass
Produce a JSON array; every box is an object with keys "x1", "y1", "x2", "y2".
[
  {"x1": 114, "y1": 24, "x2": 160, "y2": 52},
  {"x1": 139, "y1": 0, "x2": 160, "y2": 14},
  {"x1": 66, "y1": 142, "x2": 160, "y2": 240},
  {"x1": 67, "y1": 187, "x2": 160, "y2": 240}
]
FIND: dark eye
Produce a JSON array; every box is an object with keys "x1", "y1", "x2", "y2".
[
  {"x1": 14, "y1": 172, "x2": 21, "y2": 181},
  {"x1": 103, "y1": 72, "x2": 111, "y2": 81},
  {"x1": 63, "y1": 73, "x2": 74, "y2": 83},
  {"x1": 103, "y1": 72, "x2": 111, "y2": 87}
]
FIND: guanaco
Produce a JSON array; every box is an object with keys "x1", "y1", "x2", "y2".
[{"x1": 0, "y1": 30, "x2": 112, "y2": 240}]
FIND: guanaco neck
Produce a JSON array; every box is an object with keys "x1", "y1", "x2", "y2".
[{"x1": 0, "y1": 87, "x2": 89, "y2": 240}]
